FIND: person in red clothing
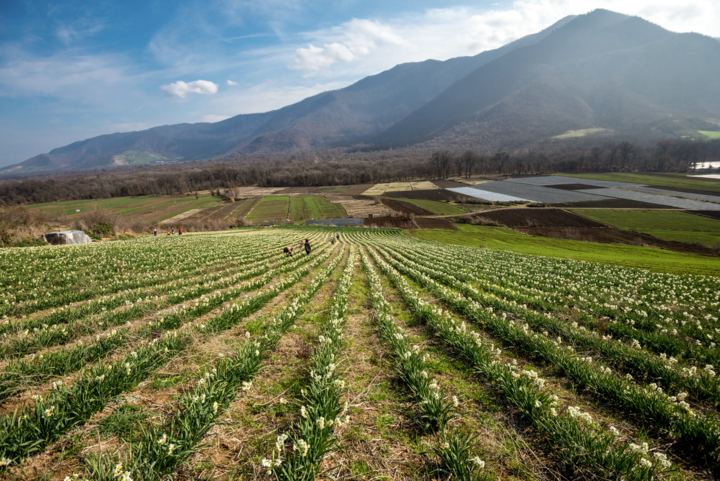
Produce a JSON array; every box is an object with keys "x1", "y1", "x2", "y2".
[{"x1": 179, "y1": 227, "x2": 183, "y2": 235}]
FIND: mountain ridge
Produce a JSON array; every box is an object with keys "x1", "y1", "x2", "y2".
[{"x1": 5, "y1": 10, "x2": 720, "y2": 174}]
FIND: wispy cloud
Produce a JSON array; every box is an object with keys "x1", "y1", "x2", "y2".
[
  {"x1": 161, "y1": 80, "x2": 219, "y2": 98},
  {"x1": 55, "y1": 20, "x2": 104, "y2": 45},
  {"x1": 0, "y1": 46, "x2": 141, "y2": 106},
  {"x1": 226, "y1": 79, "x2": 238, "y2": 85}
]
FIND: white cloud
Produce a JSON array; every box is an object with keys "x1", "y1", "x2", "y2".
[
  {"x1": 226, "y1": 79, "x2": 238, "y2": 86},
  {"x1": 291, "y1": 19, "x2": 409, "y2": 72},
  {"x1": 161, "y1": 80, "x2": 219, "y2": 98},
  {"x1": 291, "y1": 43, "x2": 355, "y2": 71}
]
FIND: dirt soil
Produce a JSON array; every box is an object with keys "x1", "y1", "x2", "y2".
[
  {"x1": 430, "y1": 179, "x2": 468, "y2": 188},
  {"x1": 381, "y1": 199, "x2": 434, "y2": 216},
  {"x1": 474, "y1": 208, "x2": 607, "y2": 228},
  {"x1": 547, "y1": 198, "x2": 676, "y2": 209},
  {"x1": 688, "y1": 210, "x2": 720, "y2": 220},
  {"x1": 363, "y1": 216, "x2": 417, "y2": 229},
  {"x1": 645, "y1": 185, "x2": 720, "y2": 198},
  {"x1": 382, "y1": 189, "x2": 483, "y2": 203},
  {"x1": 413, "y1": 218, "x2": 457, "y2": 230},
  {"x1": 547, "y1": 183, "x2": 606, "y2": 191}
]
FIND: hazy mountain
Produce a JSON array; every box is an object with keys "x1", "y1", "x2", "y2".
[{"x1": 5, "y1": 9, "x2": 720, "y2": 174}]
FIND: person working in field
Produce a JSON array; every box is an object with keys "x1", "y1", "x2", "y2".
[
  {"x1": 336, "y1": 231, "x2": 340, "y2": 241},
  {"x1": 330, "y1": 236, "x2": 335, "y2": 245},
  {"x1": 283, "y1": 245, "x2": 294, "y2": 257},
  {"x1": 304, "y1": 238, "x2": 311, "y2": 255}
]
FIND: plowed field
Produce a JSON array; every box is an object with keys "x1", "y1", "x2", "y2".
[
  {"x1": 381, "y1": 199, "x2": 434, "y2": 216},
  {"x1": 476, "y1": 208, "x2": 606, "y2": 228}
]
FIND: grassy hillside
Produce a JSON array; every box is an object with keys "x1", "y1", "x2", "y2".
[
  {"x1": 572, "y1": 209, "x2": 720, "y2": 247},
  {"x1": 556, "y1": 173, "x2": 720, "y2": 193},
  {"x1": 407, "y1": 223, "x2": 720, "y2": 276}
]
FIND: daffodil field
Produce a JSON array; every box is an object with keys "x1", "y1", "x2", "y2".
[{"x1": 0, "y1": 227, "x2": 719, "y2": 480}]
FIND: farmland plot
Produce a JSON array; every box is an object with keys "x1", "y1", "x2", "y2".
[
  {"x1": 1, "y1": 226, "x2": 720, "y2": 480},
  {"x1": 246, "y1": 196, "x2": 290, "y2": 222},
  {"x1": 288, "y1": 196, "x2": 347, "y2": 221}
]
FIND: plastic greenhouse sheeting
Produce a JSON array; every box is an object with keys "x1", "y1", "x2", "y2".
[{"x1": 42, "y1": 231, "x2": 93, "y2": 245}]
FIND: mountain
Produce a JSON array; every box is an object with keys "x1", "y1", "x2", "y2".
[
  {"x1": 370, "y1": 10, "x2": 720, "y2": 149},
  {"x1": 2, "y1": 15, "x2": 575, "y2": 173},
  {"x1": 5, "y1": 10, "x2": 720, "y2": 174}
]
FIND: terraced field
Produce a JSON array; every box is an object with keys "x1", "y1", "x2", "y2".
[{"x1": 1, "y1": 227, "x2": 720, "y2": 480}]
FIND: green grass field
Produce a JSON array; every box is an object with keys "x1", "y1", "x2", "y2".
[
  {"x1": 557, "y1": 172, "x2": 720, "y2": 193},
  {"x1": 156, "y1": 200, "x2": 224, "y2": 222},
  {"x1": 700, "y1": 131, "x2": 720, "y2": 139},
  {"x1": 288, "y1": 196, "x2": 347, "y2": 221},
  {"x1": 572, "y1": 209, "x2": 720, "y2": 247},
  {"x1": 393, "y1": 198, "x2": 467, "y2": 216},
  {"x1": 408, "y1": 223, "x2": 720, "y2": 276},
  {"x1": 246, "y1": 196, "x2": 290, "y2": 221},
  {"x1": 28, "y1": 196, "x2": 158, "y2": 216}
]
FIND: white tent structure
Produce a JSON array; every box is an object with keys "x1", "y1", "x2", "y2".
[{"x1": 42, "y1": 231, "x2": 92, "y2": 245}]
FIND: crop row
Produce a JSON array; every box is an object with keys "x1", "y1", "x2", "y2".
[
  {"x1": 370, "y1": 243, "x2": 720, "y2": 463},
  {"x1": 0, "y1": 242, "x2": 337, "y2": 468},
  {"x1": 381, "y1": 243, "x2": 720, "y2": 406},
  {"x1": 0, "y1": 242, "x2": 328, "y2": 404},
  {"x1": 90, "y1": 245, "x2": 346, "y2": 480},
  {"x1": 360, "y1": 249, "x2": 488, "y2": 480},
  {"x1": 362, "y1": 243, "x2": 669, "y2": 480},
  {"x1": 0, "y1": 230, "x2": 302, "y2": 317}
]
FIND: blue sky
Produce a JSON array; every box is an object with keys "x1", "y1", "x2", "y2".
[{"x1": 1, "y1": 0, "x2": 718, "y2": 167}]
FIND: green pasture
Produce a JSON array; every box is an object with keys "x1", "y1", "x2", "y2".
[
  {"x1": 700, "y1": 131, "x2": 720, "y2": 139},
  {"x1": 552, "y1": 128, "x2": 607, "y2": 139},
  {"x1": 557, "y1": 172, "x2": 720, "y2": 193},
  {"x1": 28, "y1": 196, "x2": 157, "y2": 216},
  {"x1": 288, "y1": 196, "x2": 346, "y2": 221},
  {"x1": 27, "y1": 194, "x2": 223, "y2": 219},
  {"x1": 572, "y1": 209, "x2": 720, "y2": 247},
  {"x1": 246, "y1": 196, "x2": 290, "y2": 221},
  {"x1": 407, "y1": 223, "x2": 720, "y2": 276},
  {"x1": 114, "y1": 150, "x2": 169, "y2": 165}
]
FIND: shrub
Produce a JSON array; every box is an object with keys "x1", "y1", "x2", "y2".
[{"x1": 92, "y1": 221, "x2": 114, "y2": 237}]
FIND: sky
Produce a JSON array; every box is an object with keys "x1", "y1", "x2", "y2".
[{"x1": 0, "y1": 0, "x2": 719, "y2": 167}]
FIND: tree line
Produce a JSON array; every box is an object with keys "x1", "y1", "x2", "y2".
[{"x1": 1, "y1": 138, "x2": 719, "y2": 207}]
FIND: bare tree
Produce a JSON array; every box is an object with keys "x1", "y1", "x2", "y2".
[
  {"x1": 430, "y1": 151, "x2": 453, "y2": 179},
  {"x1": 461, "y1": 150, "x2": 477, "y2": 178},
  {"x1": 492, "y1": 151, "x2": 510, "y2": 174},
  {"x1": 618, "y1": 141, "x2": 637, "y2": 168},
  {"x1": 454, "y1": 155, "x2": 464, "y2": 178}
]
